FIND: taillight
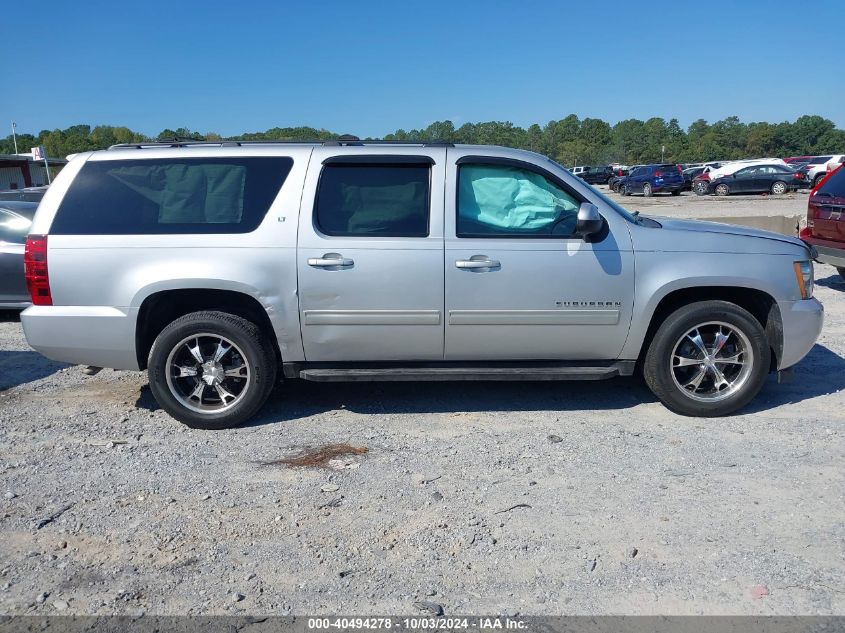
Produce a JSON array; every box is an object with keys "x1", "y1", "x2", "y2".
[
  {"x1": 654, "y1": 171, "x2": 662, "y2": 178},
  {"x1": 24, "y1": 235, "x2": 52, "y2": 306}
]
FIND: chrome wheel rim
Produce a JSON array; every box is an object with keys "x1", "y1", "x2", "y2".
[
  {"x1": 670, "y1": 321, "x2": 754, "y2": 403},
  {"x1": 643, "y1": 184, "x2": 651, "y2": 195},
  {"x1": 165, "y1": 333, "x2": 250, "y2": 414},
  {"x1": 772, "y1": 182, "x2": 786, "y2": 194}
]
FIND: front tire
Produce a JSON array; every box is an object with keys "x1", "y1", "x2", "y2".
[
  {"x1": 148, "y1": 311, "x2": 277, "y2": 429},
  {"x1": 714, "y1": 183, "x2": 730, "y2": 196},
  {"x1": 643, "y1": 301, "x2": 769, "y2": 417}
]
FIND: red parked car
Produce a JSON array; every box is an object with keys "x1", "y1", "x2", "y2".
[
  {"x1": 785, "y1": 155, "x2": 814, "y2": 165},
  {"x1": 800, "y1": 164, "x2": 845, "y2": 278}
]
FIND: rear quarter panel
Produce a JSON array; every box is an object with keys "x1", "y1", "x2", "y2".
[{"x1": 33, "y1": 146, "x2": 312, "y2": 364}]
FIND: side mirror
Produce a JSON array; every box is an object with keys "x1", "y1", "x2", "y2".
[{"x1": 576, "y1": 202, "x2": 603, "y2": 240}]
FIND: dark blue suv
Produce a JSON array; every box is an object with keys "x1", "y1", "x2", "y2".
[{"x1": 621, "y1": 163, "x2": 684, "y2": 197}]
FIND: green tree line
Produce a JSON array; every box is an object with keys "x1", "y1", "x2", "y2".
[{"x1": 3, "y1": 115, "x2": 843, "y2": 167}]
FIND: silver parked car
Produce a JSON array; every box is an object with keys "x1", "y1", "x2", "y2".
[
  {"x1": 0, "y1": 201, "x2": 38, "y2": 309},
  {"x1": 21, "y1": 140, "x2": 823, "y2": 428}
]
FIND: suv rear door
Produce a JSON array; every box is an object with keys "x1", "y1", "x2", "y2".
[
  {"x1": 0, "y1": 207, "x2": 33, "y2": 304},
  {"x1": 442, "y1": 150, "x2": 635, "y2": 360},
  {"x1": 296, "y1": 147, "x2": 446, "y2": 361}
]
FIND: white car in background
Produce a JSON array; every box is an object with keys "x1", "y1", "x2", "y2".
[
  {"x1": 709, "y1": 157, "x2": 788, "y2": 181},
  {"x1": 807, "y1": 155, "x2": 845, "y2": 188}
]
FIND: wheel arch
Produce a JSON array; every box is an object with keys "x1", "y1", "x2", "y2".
[
  {"x1": 632, "y1": 285, "x2": 782, "y2": 372},
  {"x1": 135, "y1": 287, "x2": 282, "y2": 370}
]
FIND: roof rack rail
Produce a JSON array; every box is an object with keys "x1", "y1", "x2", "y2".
[{"x1": 108, "y1": 138, "x2": 455, "y2": 150}]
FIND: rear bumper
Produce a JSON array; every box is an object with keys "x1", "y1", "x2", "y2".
[
  {"x1": 778, "y1": 297, "x2": 824, "y2": 369},
  {"x1": 800, "y1": 232, "x2": 845, "y2": 267},
  {"x1": 813, "y1": 245, "x2": 845, "y2": 268},
  {"x1": 653, "y1": 181, "x2": 683, "y2": 192},
  {"x1": 21, "y1": 305, "x2": 140, "y2": 370},
  {"x1": 0, "y1": 300, "x2": 30, "y2": 310}
]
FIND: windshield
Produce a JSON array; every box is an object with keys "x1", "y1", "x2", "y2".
[
  {"x1": 548, "y1": 158, "x2": 639, "y2": 223},
  {"x1": 592, "y1": 186, "x2": 641, "y2": 222}
]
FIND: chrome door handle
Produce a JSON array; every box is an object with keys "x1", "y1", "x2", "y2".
[
  {"x1": 456, "y1": 258, "x2": 500, "y2": 270},
  {"x1": 308, "y1": 253, "x2": 354, "y2": 268}
]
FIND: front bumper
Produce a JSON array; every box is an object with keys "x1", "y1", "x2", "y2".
[
  {"x1": 21, "y1": 305, "x2": 141, "y2": 370},
  {"x1": 778, "y1": 297, "x2": 824, "y2": 369}
]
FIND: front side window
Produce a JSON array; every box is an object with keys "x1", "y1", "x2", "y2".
[
  {"x1": 51, "y1": 157, "x2": 293, "y2": 235},
  {"x1": 457, "y1": 164, "x2": 580, "y2": 237},
  {"x1": 314, "y1": 164, "x2": 430, "y2": 237}
]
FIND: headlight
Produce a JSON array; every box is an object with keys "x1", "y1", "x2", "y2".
[{"x1": 793, "y1": 260, "x2": 814, "y2": 299}]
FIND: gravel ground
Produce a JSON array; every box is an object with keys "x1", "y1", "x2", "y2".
[
  {"x1": 0, "y1": 265, "x2": 843, "y2": 617},
  {"x1": 602, "y1": 185, "x2": 809, "y2": 220}
]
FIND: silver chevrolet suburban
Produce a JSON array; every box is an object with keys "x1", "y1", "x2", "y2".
[{"x1": 21, "y1": 140, "x2": 823, "y2": 429}]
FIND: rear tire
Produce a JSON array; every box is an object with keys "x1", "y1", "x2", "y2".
[
  {"x1": 694, "y1": 181, "x2": 709, "y2": 196},
  {"x1": 643, "y1": 183, "x2": 653, "y2": 197},
  {"x1": 813, "y1": 174, "x2": 825, "y2": 188},
  {"x1": 148, "y1": 311, "x2": 277, "y2": 429},
  {"x1": 771, "y1": 180, "x2": 787, "y2": 195},
  {"x1": 671, "y1": 189, "x2": 681, "y2": 196},
  {"x1": 643, "y1": 301, "x2": 769, "y2": 417}
]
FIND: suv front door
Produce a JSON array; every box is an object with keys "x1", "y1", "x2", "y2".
[
  {"x1": 297, "y1": 148, "x2": 446, "y2": 361},
  {"x1": 443, "y1": 151, "x2": 635, "y2": 360}
]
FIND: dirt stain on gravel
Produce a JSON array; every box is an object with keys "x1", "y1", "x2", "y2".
[{"x1": 263, "y1": 443, "x2": 368, "y2": 469}]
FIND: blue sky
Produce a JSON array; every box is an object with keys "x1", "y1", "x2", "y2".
[{"x1": 5, "y1": 0, "x2": 843, "y2": 138}]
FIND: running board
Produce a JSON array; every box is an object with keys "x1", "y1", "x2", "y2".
[{"x1": 295, "y1": 361, "x2": 635, "y2": 383}]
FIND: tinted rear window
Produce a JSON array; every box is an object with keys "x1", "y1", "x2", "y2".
[
  {"x1": 809, "y1": 156, "x2": 832, "y2": 164},
  {"x1": 315, "y1": 164, "x2": 430, "y2": 237},
  {"x1": 51, "y1": 157, "x2": 292, "y2": 235},
  {"x1": 817, "y1": 167, "x2": 845, "y2": 197}
]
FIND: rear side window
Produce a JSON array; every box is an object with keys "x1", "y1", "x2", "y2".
[
  {"x1": 817, "y1": 167, "x2": 845, "y2": 197},
  {"x1": 314, "y1": 164, "x2": 430, "y2": 237},
  {"x1": 50, "y1": 157, "x2": 293, "y2": 235}
]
